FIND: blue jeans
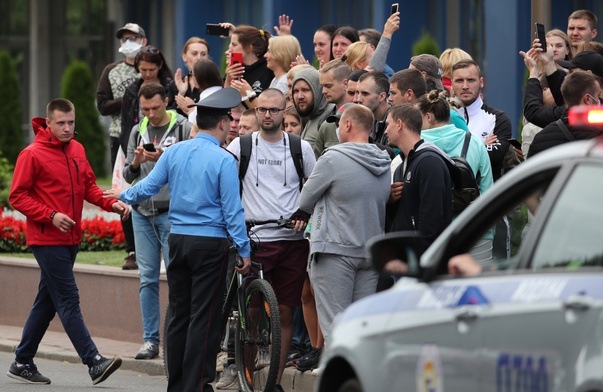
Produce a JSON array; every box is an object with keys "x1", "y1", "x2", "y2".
[
  {"x1": 132, "y1": 209, "x2": 171, "y2": 344},
  {"x1": 16, "y1": 245, "x2": 98, "y2": 366}
]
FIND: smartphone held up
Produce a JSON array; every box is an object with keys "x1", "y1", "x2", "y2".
[
  {"x1": 391, "y1": 3, "x2": 399, "y2": 14},
  {"x1": 535, "y1": 23, "x2": 547, "y2": 52}
]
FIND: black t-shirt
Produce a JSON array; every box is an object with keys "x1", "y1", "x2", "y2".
[{"x1": 244, "y1": 57, "x2": 274, "y2": 95}]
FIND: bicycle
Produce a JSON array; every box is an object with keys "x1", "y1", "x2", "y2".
[{"x1": 162, "y1": 217, "x2": 293, "y2": 392}]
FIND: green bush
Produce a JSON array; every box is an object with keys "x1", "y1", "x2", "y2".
[
  {"x1": 0, "y1": 152, "x2": 13, "y2": 209},
  {"x1": 0, "y1": 50, "x2": 24, "y2": 165},
  {"x1": 61, "y1": 60, "x2": 107, "y2": 177},
  {"x1": 412, "y1": 32, "x2": 440, "y2": 57}
]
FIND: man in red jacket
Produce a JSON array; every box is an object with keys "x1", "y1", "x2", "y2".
[{"x1": 7, "y1": 98, "x2": 130, "y2": 386}]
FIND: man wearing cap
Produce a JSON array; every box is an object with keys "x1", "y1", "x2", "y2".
[
  {"x1": 298, "y1": 104, "x2": 390, "y2": 345},
  {"x1": 529, "y1": 71, "x2": 603, "y2": 158},
  {"x1": 96, "y1": 22, "x2": 147, "y2": 270},
  {"x1": 313, "y1": 60, "x2": 353, "y2": 158},
  {"x1": 104, "y1": 87, "x2": 250, "y2": 392},
  {"x1": 410, "y1": 54, "x2": 445, "y2": 92}
]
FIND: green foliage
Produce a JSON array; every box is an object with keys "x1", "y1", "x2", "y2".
[
  {"x1": 0, "y1": 50, "x2": 24, "y2": 164},
  {"x1": 412, "y1": 32, "x2": 440, "y2": 57},
  {"x1": 61, "y1": 60, "x2": 107, "y2": 177},
  {"x1": 0, "y1": 153, "x2": 13, "y2": 209}
]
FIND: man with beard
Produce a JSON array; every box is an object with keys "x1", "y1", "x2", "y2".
[
  {"x1": 292, "y1": 68, "x2": 335, "y2": 148},
  {"x1": 227, "y1": 88, "x2": 316, "y2": 392}
]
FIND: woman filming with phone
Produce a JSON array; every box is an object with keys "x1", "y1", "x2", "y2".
[{"x1": 221, "y1": 23, "x2": 274, "y2": 108}]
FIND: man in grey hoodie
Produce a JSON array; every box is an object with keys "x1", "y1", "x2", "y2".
[
  {"x1": 123, "y1": 82, "x2": 191, "y2": 360},
  {"x1": 298, "y1": 104, "x2": 391, "y2": 344},
  {"x1": 292, "y1": 67, "x2": 335, "y2": 148}
]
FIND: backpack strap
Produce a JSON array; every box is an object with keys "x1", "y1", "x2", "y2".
[
  {"x1": 556, "y1": 119, "x2": 575, "y2": 141},
  {"x1": 461, "y1": 131, "x2": 471, "y2": 159},
  {"x1": 287, "y1": 133, "x2": 305, "y2": 191},
  {"x1": 238, "y1": 133, "x2": 253, "y2": 195}
]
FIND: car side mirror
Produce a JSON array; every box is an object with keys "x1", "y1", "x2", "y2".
[{"x1": 367, "y1": 231, "x2": 429, "y2": 276}]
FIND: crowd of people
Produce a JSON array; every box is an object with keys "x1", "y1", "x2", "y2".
[{"x1": 6, "y1": 7, "x2": 603, "y2": 392}]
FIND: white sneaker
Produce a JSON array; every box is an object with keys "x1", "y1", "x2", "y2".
[
  {"x1": 311, "y1": 366, "x2": 322, "y2": 376},
  {"x1": 216, "y1": 351, "x2": 227, "y2": 373},
  {"x1": 216, "y1": 364, "x2": 238, "y2": 389}
]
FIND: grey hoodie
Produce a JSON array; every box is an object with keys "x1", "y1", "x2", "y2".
[
  {"x1": 299, "y1": 142, "x2": 391, "y2": 257},
  {"x1": 123, "y1": 111, "x2": 191, "y2": 216},
  {"x1": 293, "y1": 68, "x2": 335, "y2": 147}
]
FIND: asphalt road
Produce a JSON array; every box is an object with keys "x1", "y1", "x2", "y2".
[{"x1": 0, "y1": 350, "x2": 168, "y2": 391}]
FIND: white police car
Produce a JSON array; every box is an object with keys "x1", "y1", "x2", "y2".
[{"x1": 316, "y1": 138, "x2": 603, "y2": 392}]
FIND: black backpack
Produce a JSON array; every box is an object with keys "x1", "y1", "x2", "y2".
[
  {"x1": 451, "y1": 132, "x2": 481, "y2": 213},
  {"x1": 238, "y1": 132, "x2": 305, "y2": 194}
]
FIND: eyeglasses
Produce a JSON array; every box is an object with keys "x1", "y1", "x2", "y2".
[
  {"x1": 587, "y1": 94, "x2": 601, "y2": 105},
  {"x1": 256, "y1": 107, "x2": 286, "y2": 115},
  {"x1": 120, "y1": 35, "x2": 143, "y2": 43},
  {"x1": 139, "y1": 46, "x2": 161, "y2": 54}
]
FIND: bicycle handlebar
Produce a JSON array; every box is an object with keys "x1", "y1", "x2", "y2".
[{"x1": 245, "y1": 217, "x2": 294, "y2": 229}]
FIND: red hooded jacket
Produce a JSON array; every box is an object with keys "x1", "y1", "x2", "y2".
[{"x1": 9, "y1": 117, "x2": 119, "y2": 246}]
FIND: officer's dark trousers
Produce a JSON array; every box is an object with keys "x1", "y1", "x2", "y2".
[{"x1": 166, "y1": 234, "x2": 228, "y2": 392}]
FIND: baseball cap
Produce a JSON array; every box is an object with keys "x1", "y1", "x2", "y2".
[
  {"x1": 557, "y1": 51, "x2": 603, "y2": 78},
  {"x1": 410, "y1": 54, "x2": 444, "y2": 90},
  {"x1": 326, "y1": 103, "x2": 356, "y2": 123},
  {"x1": 116, "y1": 23, "x2": 146, "y2": 39}
]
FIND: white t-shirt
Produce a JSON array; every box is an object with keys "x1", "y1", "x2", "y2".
[{"x1": 228, "y1": 131, "x2": 316, "y2": 241}]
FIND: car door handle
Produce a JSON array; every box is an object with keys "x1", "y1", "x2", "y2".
[
  {"x1": 563, "y1": 295, "x2": 594, "y2": 311},
  {"x1": 455, "y1": 309, "x2": 480, "y2": 321}
]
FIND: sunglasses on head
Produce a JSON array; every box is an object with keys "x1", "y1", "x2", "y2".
[{"x1": 139, "y1": 46, "x2": 161, "y2": 54}]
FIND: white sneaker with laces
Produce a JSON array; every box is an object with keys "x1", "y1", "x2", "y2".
[
  {"x1": 216, "y1": 364, "x2": 238, "y2": 389},
  {"x1": 216, "y1": 351, "x2": 227, "y2": 373}
]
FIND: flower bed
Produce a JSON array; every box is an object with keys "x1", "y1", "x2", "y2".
[{"x1": 1, "y1": 209, "x2": 125, "y2": 252}]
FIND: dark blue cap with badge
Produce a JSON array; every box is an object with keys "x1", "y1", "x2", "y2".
[{"x1": 188, "y1": 87, "x2": 242, "y2": 125}]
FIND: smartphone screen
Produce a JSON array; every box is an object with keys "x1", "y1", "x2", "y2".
[
  {"x1": 230, "y1": 52, "x2": 243, "y2": 67},
  {"x1": 143, "y1": 143, "x2": 156, "y2": 152},
  {"x1": 391, "y1": 3, "x2": 399, "y2": 14},
  {"x1": 535, "y1": 23, "x2": 547, "y2": 52}
]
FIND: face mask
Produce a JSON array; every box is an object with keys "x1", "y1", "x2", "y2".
[{"x1": 119, "y1": 40, "x2": 142, "y2": 59}]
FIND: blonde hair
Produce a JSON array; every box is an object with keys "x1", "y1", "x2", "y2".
[
  {"x1": 287, "y1": 64, "x2": 314, "y2": 83},
  {"x1": 341, "y1": 41, "x2": 372, "y2": 70},
  {"x1": 182, "y1": 37, "x2": 210, "y2": 55},
  {"x1": 267, "y1": 35, "x2": 302, "y2": 72},
  {"x1": 547, "y1": 29, "x2": 572, "y2": 60},
  {"x1": 439, "y1": 48, "x2": 472, "y2": 79}
]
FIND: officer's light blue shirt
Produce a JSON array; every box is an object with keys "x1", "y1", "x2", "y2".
[{"x1": 120, "y1": 133, "x2": 250, "y2": 258}]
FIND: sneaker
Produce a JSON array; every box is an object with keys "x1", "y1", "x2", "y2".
[
  {"x1": 216, "y1": 351, "x2": 227, "y2": 373},
  {"x1": 88, "y1": 355, "x2": 121, "y2": 385},
  {"x1": 216, "y1": 364, "x2": 237, "y2": 390},
  {"x1": 122, "y1": 252, "x2": 138, "y2": 270},
  {"x1": 311, "y1": 366, "x2": 321, "y2": 376},
  {"x1": 294, "y1": 347, "x2": 321, "y2": 372},
  {"x1": 274, "y1": 384, "x2": 285, "y2": 392},
  {"x1": 285, "y1": 343, "x2": 307, "y2": 367},
  {"x1": 7, "y1": 361, "x2": 51, "y2": 385},
  {"x1": 255, "y1": 347, "x2": 270, "y2": 370},
  {"x1": 135, "y1": 342, "x2": 159, "y2": 360}
]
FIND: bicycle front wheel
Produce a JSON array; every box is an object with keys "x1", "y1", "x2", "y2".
[{"x1": 235, "y1": 279, "x2": 281, "y2": 392}]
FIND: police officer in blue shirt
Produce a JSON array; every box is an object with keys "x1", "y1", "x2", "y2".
[{"x1": 104, "y1": 87, "x2": 250, "y2": 391}]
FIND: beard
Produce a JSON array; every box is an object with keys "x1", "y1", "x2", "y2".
[
  {"x1": 261, "y1": 119, "x2": 283, "y2": 133},
  {"x1": 294, "y1": 100, "x2": 314, "y2": 117}
]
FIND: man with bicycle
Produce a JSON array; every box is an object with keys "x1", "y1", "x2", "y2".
[
  {"x1": 227, "y1": 88, "x2": 316, "y2": 392},
  {"x1": 105, "y1": 87, "x2": 250, "y2": 392}
]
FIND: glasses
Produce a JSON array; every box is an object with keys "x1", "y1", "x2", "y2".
[
  {"x1": 120, "y1": 35, "x2": 143, "y2": 43},
  {"x1": 256, "y1": 107, "x2": 286, "y2": 115},
  {"x1": 587, "y1": 94, "x2": 601, "y2": 105},
  {"x1": 139, "y1": 46, "x2": 161, "y2": 54}
]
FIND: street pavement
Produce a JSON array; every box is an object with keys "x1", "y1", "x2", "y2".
[{"x1": 0, "y1": 324, "x2": 317, "y2": 391}]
